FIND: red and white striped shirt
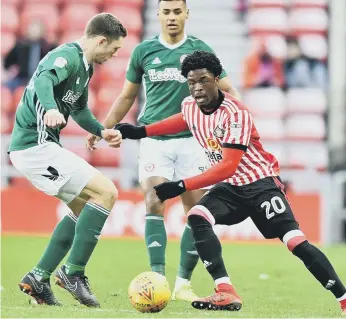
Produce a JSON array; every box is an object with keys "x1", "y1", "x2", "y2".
[{"x1": 181, "y1": 92, "x2": 279, "y2": 186}]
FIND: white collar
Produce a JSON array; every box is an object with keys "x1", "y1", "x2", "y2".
[
  {"x1": 75, "y1": 41, "x2": 90, "y2": 71},
  {"x1": 158, "y1": 33, "x2": 187, "y2": 50}
]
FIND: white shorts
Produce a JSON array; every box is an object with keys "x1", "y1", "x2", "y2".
[
  {"x1": 9, "y1": 142, "x2": 98, "y2": 204},
  {"x1": 138, "y1": 137, "x2": 210, "y2": 183}
]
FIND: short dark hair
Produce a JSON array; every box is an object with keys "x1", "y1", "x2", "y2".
[
  {"x1": 85, "y1": 13, "x2": 127, "y2": 41},
  {"x1": 181, "y1": 50, "x2": 223, "y2": 78},
  {"x1": 158, "y1": 0, "x2": 186, "y2": 4}
]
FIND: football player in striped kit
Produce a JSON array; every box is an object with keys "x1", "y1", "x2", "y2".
[{"x1": 113, "y1": 50, "x2": 346, "y2": 314}]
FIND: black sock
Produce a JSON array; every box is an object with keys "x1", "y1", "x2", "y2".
[
  {"x1": 292, "y1": 241, "x2": 346, "y2": 298},
  {"x1": 188, "y1": 215, "x2": 228, "y2": 281}
]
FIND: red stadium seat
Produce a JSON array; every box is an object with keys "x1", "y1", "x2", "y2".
[
  {"x1": 285, "y1": 114, "x2": 325, "y2": 140},
  {"x1": 95, "y1": 86, "x2": 123, "y2": 114},
  {"x1": 261, "y1": 35, "x2": 287, "y2": 59},
  {"x1": 12, "y1": 86, "x2": 25, "y2": 113},
  {"x1": 298, "y1": 34, "x2": 327, "y2": 60},
  {"x1": 244, "y1": 88, "x2": 286, "y2": 118},
  {"x1": 1, "y1": 86, "x2": 12, "y2": 113},
  {"x1": 23, "y1": 0, "x2": 62, "y2": 4},
  {"x1": 1, "y1": 32, "x2": 16, "y2": 56},
  {"x1": 286, "y1": 88, "x2": 327, "y2": 114},
  {"x1": 290, "y1": 0, "x2": 328, "y2": 9},
  {"x1": 253, "y1": 117, "x2": 285, "y2": 141},
  {"x1": 60, "y1": 4, "x2": 98, "y2": 32},
  {"x1": 247, "y1": 8, "x2": 288, "y2": 35},
  {"x1": 88, "y1": 88, "x2": 97, "y2": 113},
  {"x1": 1, "y1": 111, "x2": 12, "y2": 133},
  {"x1": 61, "y1": 119, "x2": 87, "y2": 135},
  {"x1": 60, "y1": 0, "x2": 99, "y2": 4},
  {"x1": 104, "y1": 5, "x2": 142, "y2": 35},
  {"x1": 248, "y1": 0, "x2": 287, "y2": 8},
  {"x1": 98, "y1": 57, "x2": 129, "y2": 85},
  {"x1": 1, "y1": 5, "x2": 19, "y2": 33},
  {"x1": 102, "y1": 0, "x2": 144, "y2": 8},
  {"x1": 90, "y1": 147, "x2": 121, "y2": 167},
  {"x1": 2, "y1": 0, "x2": 22, "y2": 6},
  {"x1": 117, "y1": 34, "x2": 140, "y2": 58},
  {"x1": 288, "y1": 8, "x2": 328, "y2": 35},
  {"x1": 58, "y1": 31, "x2": 84, "y2": 45},
  {"x1": 287, "y1": 142, "x2": 327, "y2": 170},
  {"x1": 20, "y1": 4, "x2": 59, "y2": 36}
]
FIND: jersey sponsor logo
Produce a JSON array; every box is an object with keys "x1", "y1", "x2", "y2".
[
  {"x1": 206, "y1": 150, "x2": 223, "y2": 163},
  {"x1": 53, "y1": 57, "x2": 68, "y2": 68},
  {"x1": 148, "y1": 68, "x2": 186, "y2": 83},
  {"x1": 62, "y1": 90, "x2": 82, "y2": 105},
  {"x1": 213, "y1": 126, "x2": 225, "y2": 138},
  {"x1": 206, "y1": 138, "x2": 221, "y2": 151}
]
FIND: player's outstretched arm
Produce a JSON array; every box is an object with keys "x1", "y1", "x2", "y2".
[
  {"x1": 113, "y1": 113, "x2": 189, "y2": 142},
  {"x1": 153, "y1": 148, "x2": 244, "y2": 202}
]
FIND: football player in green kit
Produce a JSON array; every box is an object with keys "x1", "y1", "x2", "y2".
[
  {"x1": 87, "y1": 0, "x2": 240, "y2": 301},
  {"x1": 9, "y1": 13, "x2": 126, "y2": 307}
]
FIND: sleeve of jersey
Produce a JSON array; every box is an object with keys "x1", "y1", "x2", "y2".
[
  {"x1": 39, "y1": 50, "x2": 76, "y2": 84},
  {"x1": 198, "y1": 41, "x2": 227, "y2": 79},
  {"x1": 125, "y1": 45, "x2": 143, "y2": 84},
  {"x1": 145, "y1": 113, "x2": 189, "y2": 136},
  {"x1": 222, "y1": 109, "x2": 253, "y2": 151},
  {"x1": 70, "y1": 106, "x2": 104, "y2": 138},
  {"x1": 184, "y1": 148, "x2": 244, "y2": 191}
]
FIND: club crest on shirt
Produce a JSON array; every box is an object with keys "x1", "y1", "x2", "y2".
[{"x1": 213, "y1": 126, "x2": 225, "y2": 138}]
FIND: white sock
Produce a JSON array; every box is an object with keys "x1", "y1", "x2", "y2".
[
  {"x1": 337, "y1": 292, "x2": 346, "y2": 302},
  {"x1": 215, "y1": 277, "x2": 231, "y2": 286},
  {"x1": 174, "y1": 276, "x2": 190, "y2": 291}
]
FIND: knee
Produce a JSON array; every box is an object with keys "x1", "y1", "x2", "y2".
[
  {"x1": 282, "y1": 229, "x2": 308, "y2": 253},
  {"x1": 144, "y1": 189, "x2": 165, "y2": 215},
  {"x1": 187, "y1": 205, "x2": 215, "y2": 233},
  {"x1": 97, "y1": 181, "x2": 118, "y2": 208}
]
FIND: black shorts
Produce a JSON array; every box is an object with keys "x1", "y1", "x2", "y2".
[{"x1": 197, "y1": 176, "x2": 299, "y2": 239}]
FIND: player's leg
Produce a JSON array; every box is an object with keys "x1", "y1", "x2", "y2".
[
  {"x1": 138, "y1": 138, "x2": 175, "y2": 276},
  {"x1": 187, "y1": 183, "x2": 246, "y2": 311},
  {"x1": 55, "y1": 170, "x2": 117, "y2": 308},
  {"x1": 250, "y1": 176, "x2": 346, "y2": 314},
  {"x1": 172, "y1": 137, "x2": 209, "y2": 300}
]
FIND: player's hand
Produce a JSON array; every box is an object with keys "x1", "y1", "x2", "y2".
[
  {"x1": 44, "y1": 109, "x2": 66, "y2": 128},
  {"x1": 153, "y1": 180, "x2": 187, "y2": 202},
  {"x1": 101, "y1": 129, "x2": 122, "y2": 148},
  {"x1": 114, "y1": 123, "x2": 147, "y2": 140},
  {"x1": 86, "y1": 133, "x2": 101, "y2": 151}
]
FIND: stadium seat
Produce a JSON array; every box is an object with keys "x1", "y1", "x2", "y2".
[
  {"x1": 298, "y1": 34, "x2": 327, "y2": 60},
  {"x1": 102, "y1": 0, "x2": 144, "y2": 9},
  {"x1": 98, "y1": 57, "x2": 129, "y2": 86},
  {"x1": 60, "y1": 0, "x2": 99, "y2": 4},
  {"x1": 61, "y1": 119, "x2": 87, "y2": 135},
  {"x1": 96, "y1": 86, "x2": 123, "y2": 114},
  {"x1": 60, "y1": 4, "x2": 98, "y2": 32},
  {"x1": 1, "y1": 86, "x2": 12, "y2": 113},
  {"x1": 285, "y1": 114, "x2": 325, "y2": 140},
  {"x1": 90, "y1": 147, "x2": 121, "y2": 167},
  {"x1": 290, "y1": 0, "x2": 328, "y2": 8},
  {"x1": 1, "y1": 111, "x2": 11, "y2": 133},
  {"x1": 286, "y1": 88, "x2": 327, "y2": 114},
  {"x1": 253, "y1": 117, "x2": 285, "y2": 140},
  {"x1": 12, "y1": 86, "x2": 25, "y2": 113},
  {"x1": 261, "y1": 141, "x2": 288, "y2": 167},
  {"x1": 286, "y1": 142, "x2": 328, "y2": 170},
  {"x1": 254, "y1": 35, "x2": 287, "y2": 59},
  {"x1": 243, "y1": 87, "x2": 286, "y2": 118},
  {"x1": 88, "y1": 88, "x2": 97, "y2": 113},
  {"x1": 247, "y1": 8, "x2": 288, "y2": 35},
  {"x1": 20, "y1": 4, "x2": 59, "y2": 36},
  {"x1": 23, "y1": 0, "x2": 62, "y2": 4},
  {"x1": 288, "y1": 8, "x2": 328, "y2": 34},
  {"x1": 104, "y1": 5, "x2": 142, "y2": 35},
  {"x1": 1, "y1": 5, "x2": 19, "y2": 33},
  {"x1": 117, "y1": 34, "x2": 140, "y2": 58},
  {"x1": 1, "y1": 32, "x2": 16, "y2": 57},
  {"x1": 2, "y1": 0, "x2": 22, "y2": 6},
  {"x1": 59, "y1": 31, "x2": 84, "y2": 45},
  {"x1": 248, "y1": 0, "x2": 288, "y2": 8}
]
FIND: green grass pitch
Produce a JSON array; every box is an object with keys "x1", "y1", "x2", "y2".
[{"x1": 1, "y1": 235, "x2": 345, "y2": 318}]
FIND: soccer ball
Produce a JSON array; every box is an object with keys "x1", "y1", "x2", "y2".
[{"x1": 128, "y1": 271, "x2": 171, "y2": 313}]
